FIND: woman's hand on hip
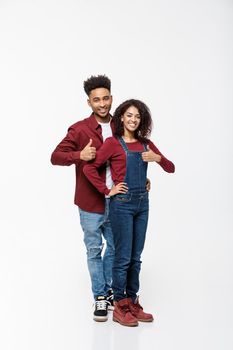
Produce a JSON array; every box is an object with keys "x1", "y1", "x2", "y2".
[{"x1": 109, "y1": 183, "x2": 128, "y2": 196}]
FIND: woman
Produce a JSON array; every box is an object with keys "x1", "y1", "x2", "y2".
[{"x1": 83, "y1": 99, "x2": 175, "y2": 327}]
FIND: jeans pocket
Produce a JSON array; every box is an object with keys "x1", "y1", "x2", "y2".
[{"x1": 113, "y1": 194, "x2": 132, "y2": 202}]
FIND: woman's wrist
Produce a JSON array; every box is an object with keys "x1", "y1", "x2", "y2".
[{"x1": 155, "y1": 154, "x2": 162, "y2": 162}]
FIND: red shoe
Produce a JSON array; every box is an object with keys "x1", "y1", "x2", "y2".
[
  {"x1": 113, "y1": 298, "x2": 138, "y2": 327},
  {"x1": 128, "y1": 297, "x2": 154, "y2": 322}
]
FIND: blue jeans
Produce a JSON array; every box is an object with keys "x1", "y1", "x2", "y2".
[
  {"x1": 79, "y1": 199, "x2": 115, "y2": 298},
  {"x1": 109, "y1": 192, "x2": 149, "y2": 301}
]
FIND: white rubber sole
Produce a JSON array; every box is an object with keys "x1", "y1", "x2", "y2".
[{"x1": 93, "y1": 315, "x2": 108, "y2": 322}]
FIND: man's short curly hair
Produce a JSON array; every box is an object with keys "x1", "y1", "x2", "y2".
[{"x1": 83, "y1": 75, "x2": 111, "y2": 96}]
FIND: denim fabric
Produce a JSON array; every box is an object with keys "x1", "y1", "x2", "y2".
[
  {"x1": 118, "y1": 138, "x2": 148, "y2": 193},
  {"x1": 110, "y1": 192, "x2": 149, "y2": 301},
  {"x1": 79, "y1": 199, "x2": 114, "y2": 298},
  {"x1": 109, "y1": 137, "x2": 149, "y2": 301}
]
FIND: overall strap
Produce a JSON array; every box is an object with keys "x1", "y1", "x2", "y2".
[
  {"x1": 118, "y1": 136, "x2": 148, "y2": 152},
  {"x1": 118, "y1": 137, "x2": 128, "y2": 152}
]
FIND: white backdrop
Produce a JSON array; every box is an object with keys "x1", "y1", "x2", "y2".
[{"x1": 0, "y1": 1, "x2": 232, "y2": 350}]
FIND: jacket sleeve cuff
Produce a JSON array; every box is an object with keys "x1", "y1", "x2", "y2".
[
  {"x1": 72, "y1": 151, "x2": 81, "y2": 162},
  {"x1": 158, "y1": 156, "x2": 165, "y2": 165}
]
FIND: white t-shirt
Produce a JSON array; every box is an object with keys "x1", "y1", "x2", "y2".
[{"x1": 99, "y1": 121, "x2": 114, "y2": 194}]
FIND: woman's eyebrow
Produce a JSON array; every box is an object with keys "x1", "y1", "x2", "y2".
[{"x1": 126, "y1": 112, "x2": 140, "y2": 116}]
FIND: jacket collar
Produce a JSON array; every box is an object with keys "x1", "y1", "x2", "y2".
[{"x1": 87, "y1": 113, "x2": 114, "y2": 130}]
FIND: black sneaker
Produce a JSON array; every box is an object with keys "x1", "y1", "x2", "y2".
[
  {"x1": 106, "y1": 289, "x2": 114, "y2": 311},
  {"x1": 93, "y1": 296, "x2": 108, "y2": 322}
]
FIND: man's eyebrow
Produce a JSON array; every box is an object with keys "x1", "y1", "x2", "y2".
[{"x1": 93, "y1": 95, "x2": 109, "y2": 99}]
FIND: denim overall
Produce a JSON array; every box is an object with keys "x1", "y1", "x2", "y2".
[{"x1": 109, "y1": 137, "x2": 149, "y2": 301}]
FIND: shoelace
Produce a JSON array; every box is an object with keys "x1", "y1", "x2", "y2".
[
  {"x1": 122, "y1": 305, "x2": 131, "y2": 315},
  {"x1": 131, "y1": 303, "x2": 142, "y2": 311},
  {"x1": 95, "y1": 299, "x2": 107, "y2": 310},
  {"x1": 107, "y1": 294, "x2": 113, "y2": 303}
]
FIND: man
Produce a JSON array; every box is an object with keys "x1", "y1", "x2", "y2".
[{"x1": 51, "y1": 75, "x2": 115, "y2": 322}]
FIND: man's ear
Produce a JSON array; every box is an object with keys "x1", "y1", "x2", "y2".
[{"x1": 87, "y1": 99, "x2": 91, "y2": 107}]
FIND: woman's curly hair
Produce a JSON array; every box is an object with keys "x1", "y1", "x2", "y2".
[{"x1": 113, "y1": 99, "x2": 153, "y2": 143}]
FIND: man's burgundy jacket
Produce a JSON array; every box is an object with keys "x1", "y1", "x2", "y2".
[{"x1": 51, "y1": 113, "x2": 114, "y2": 213}]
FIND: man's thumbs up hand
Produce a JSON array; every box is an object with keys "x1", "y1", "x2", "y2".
[{"x1": 80, "y1": 139, "x2": 96, "y2": 161}]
